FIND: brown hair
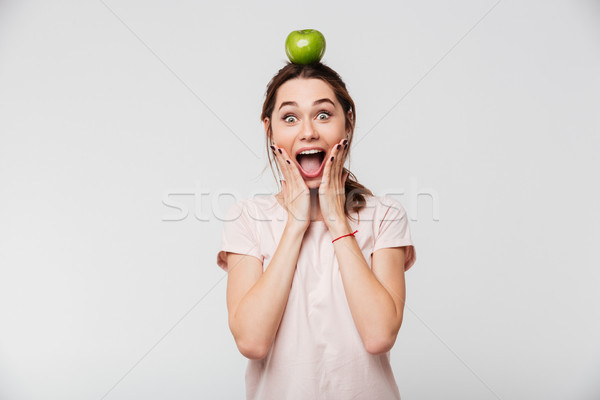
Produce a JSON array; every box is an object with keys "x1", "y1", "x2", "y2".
[{"x1": 260, "y1": 61, "x2": 373, "y2": 221}]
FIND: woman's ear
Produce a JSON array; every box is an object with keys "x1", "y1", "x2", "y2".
[
  {"x1": 263, "y1": 117, "x2": 270, "y2": 134},
  {"x1": 346, "y1": 109, "x2": 353, "y2": 135}
]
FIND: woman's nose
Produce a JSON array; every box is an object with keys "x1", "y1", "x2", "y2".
[{"x1": 300, "y1": 120, "x2": 319, "y2": 139}]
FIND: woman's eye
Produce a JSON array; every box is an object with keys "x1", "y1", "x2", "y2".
[{"x1": 283, "y1": 111, "x2": 330, "y2": 123}]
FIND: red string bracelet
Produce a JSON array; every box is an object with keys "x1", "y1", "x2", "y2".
[{"x1": 332, "y1": 229, "x2": 358, "y2": 243}]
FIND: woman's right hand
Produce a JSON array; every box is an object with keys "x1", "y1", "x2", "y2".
[{"x1": 271, "y1": 144, "x2": 311, "y2": 232}]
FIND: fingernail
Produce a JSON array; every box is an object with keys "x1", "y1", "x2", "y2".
[
  {"x1": 286, "y1": 160, "x2": 291, "y2": 164},
  {"x1": 270, "y1": 145, "x2": 275, "y2": 150},
  {"x1": 278, "y1": 148, "x2": 283, "y2": 154},
  {"x1": 343, "y1": 139, "x2": 348, "y2": 145},
  {"x1": 330, "y1": 156, "x2": 334, "y2": 161},
  {"x1": 336, "y1": 144, "x2": 341, "y2": 150},
  {"x1": 344, "y1": 143, "x2": 348, "y2": 149}
]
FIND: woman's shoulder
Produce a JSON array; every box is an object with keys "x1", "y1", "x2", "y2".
[
  {"x1": 239, "y1": 194, "x2": 279, "y2": 210},
  {"x1": 225, "y1": 194, "x2": 276, "y2": 209},
  {"x1": 358, "y1": 194, "x2": 407, "y2": 220},
  {"x1": 230, "y1": 194, "x2": 282, "y2": 223}
]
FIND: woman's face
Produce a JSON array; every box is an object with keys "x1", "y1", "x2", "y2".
[{"x1": 265, "y1": 77, "x2": 349, "y2": 189}]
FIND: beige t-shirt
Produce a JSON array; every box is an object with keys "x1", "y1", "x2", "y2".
[{"x1": 217, "y1": 193, "x2": 416, "y2": 400}]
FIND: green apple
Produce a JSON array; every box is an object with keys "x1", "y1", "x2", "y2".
[{"x1": 285, "y1": 29, "x2": 326, "y2": 65}]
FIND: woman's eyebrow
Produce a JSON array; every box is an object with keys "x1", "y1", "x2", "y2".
[{"x1": 278, "y1": 98, "x2": 335, "y2": 111}]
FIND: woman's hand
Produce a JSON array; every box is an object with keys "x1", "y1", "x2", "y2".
[
  {"x1": 318, "y1": 138, "x2": 350, "y2": 234},
  {"x1": 271, "y1": 144, "x2": 311, "y2": 232}
]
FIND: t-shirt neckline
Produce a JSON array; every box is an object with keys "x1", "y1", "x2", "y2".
[{"x1": 269, "y1": 194, "x2": 327, "y2": 225}]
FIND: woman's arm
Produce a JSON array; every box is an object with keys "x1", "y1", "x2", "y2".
[
  {"x1": 227, "y1": 221, "x2": 306, "y2": 360},
  {"x1": 329, "y1": 221, "x2": 406, "y2": 355},
  {"x1": 316, "y1": 140, "x2": 405, "y2": 354}
]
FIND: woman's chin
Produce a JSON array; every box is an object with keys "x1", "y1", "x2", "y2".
[{"x1": 304, "y1": 177, "x2": 322, "y2": 189}]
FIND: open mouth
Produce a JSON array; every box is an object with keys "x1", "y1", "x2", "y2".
[{"x1": 296, "y1": 150, "x2": 326, "y2": 177}]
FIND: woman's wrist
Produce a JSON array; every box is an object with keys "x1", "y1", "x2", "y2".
[
  {"x1": 327, "y1": 218, "x2": 352, "y2": 239},
  {"x1": 285, "y1": 218, "x2": 309, "y2": 235}
]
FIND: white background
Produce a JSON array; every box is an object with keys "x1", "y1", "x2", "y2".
[{"x1": 1, "y1": 0, "x2": 599, "y2": 399}]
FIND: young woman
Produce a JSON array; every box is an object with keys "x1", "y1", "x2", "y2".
[{"x1": 217, "y1": 61, "x2": 416, "y2": 400}]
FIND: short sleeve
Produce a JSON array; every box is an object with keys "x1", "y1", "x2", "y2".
[
  {"x1": 216, "y1": 200, "x2": 263, "y2": 273},
  {"x1": 372, "y1": 196, "x2": 417, "y2": 271}
]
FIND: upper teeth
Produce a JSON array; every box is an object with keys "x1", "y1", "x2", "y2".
[{"x1": 298, "y1": 149, "x2": 323, "y2": 155}]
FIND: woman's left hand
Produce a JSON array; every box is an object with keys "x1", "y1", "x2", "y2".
[{"x1": 319, "y1": 137, "x2": 350, "y2": 233}]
